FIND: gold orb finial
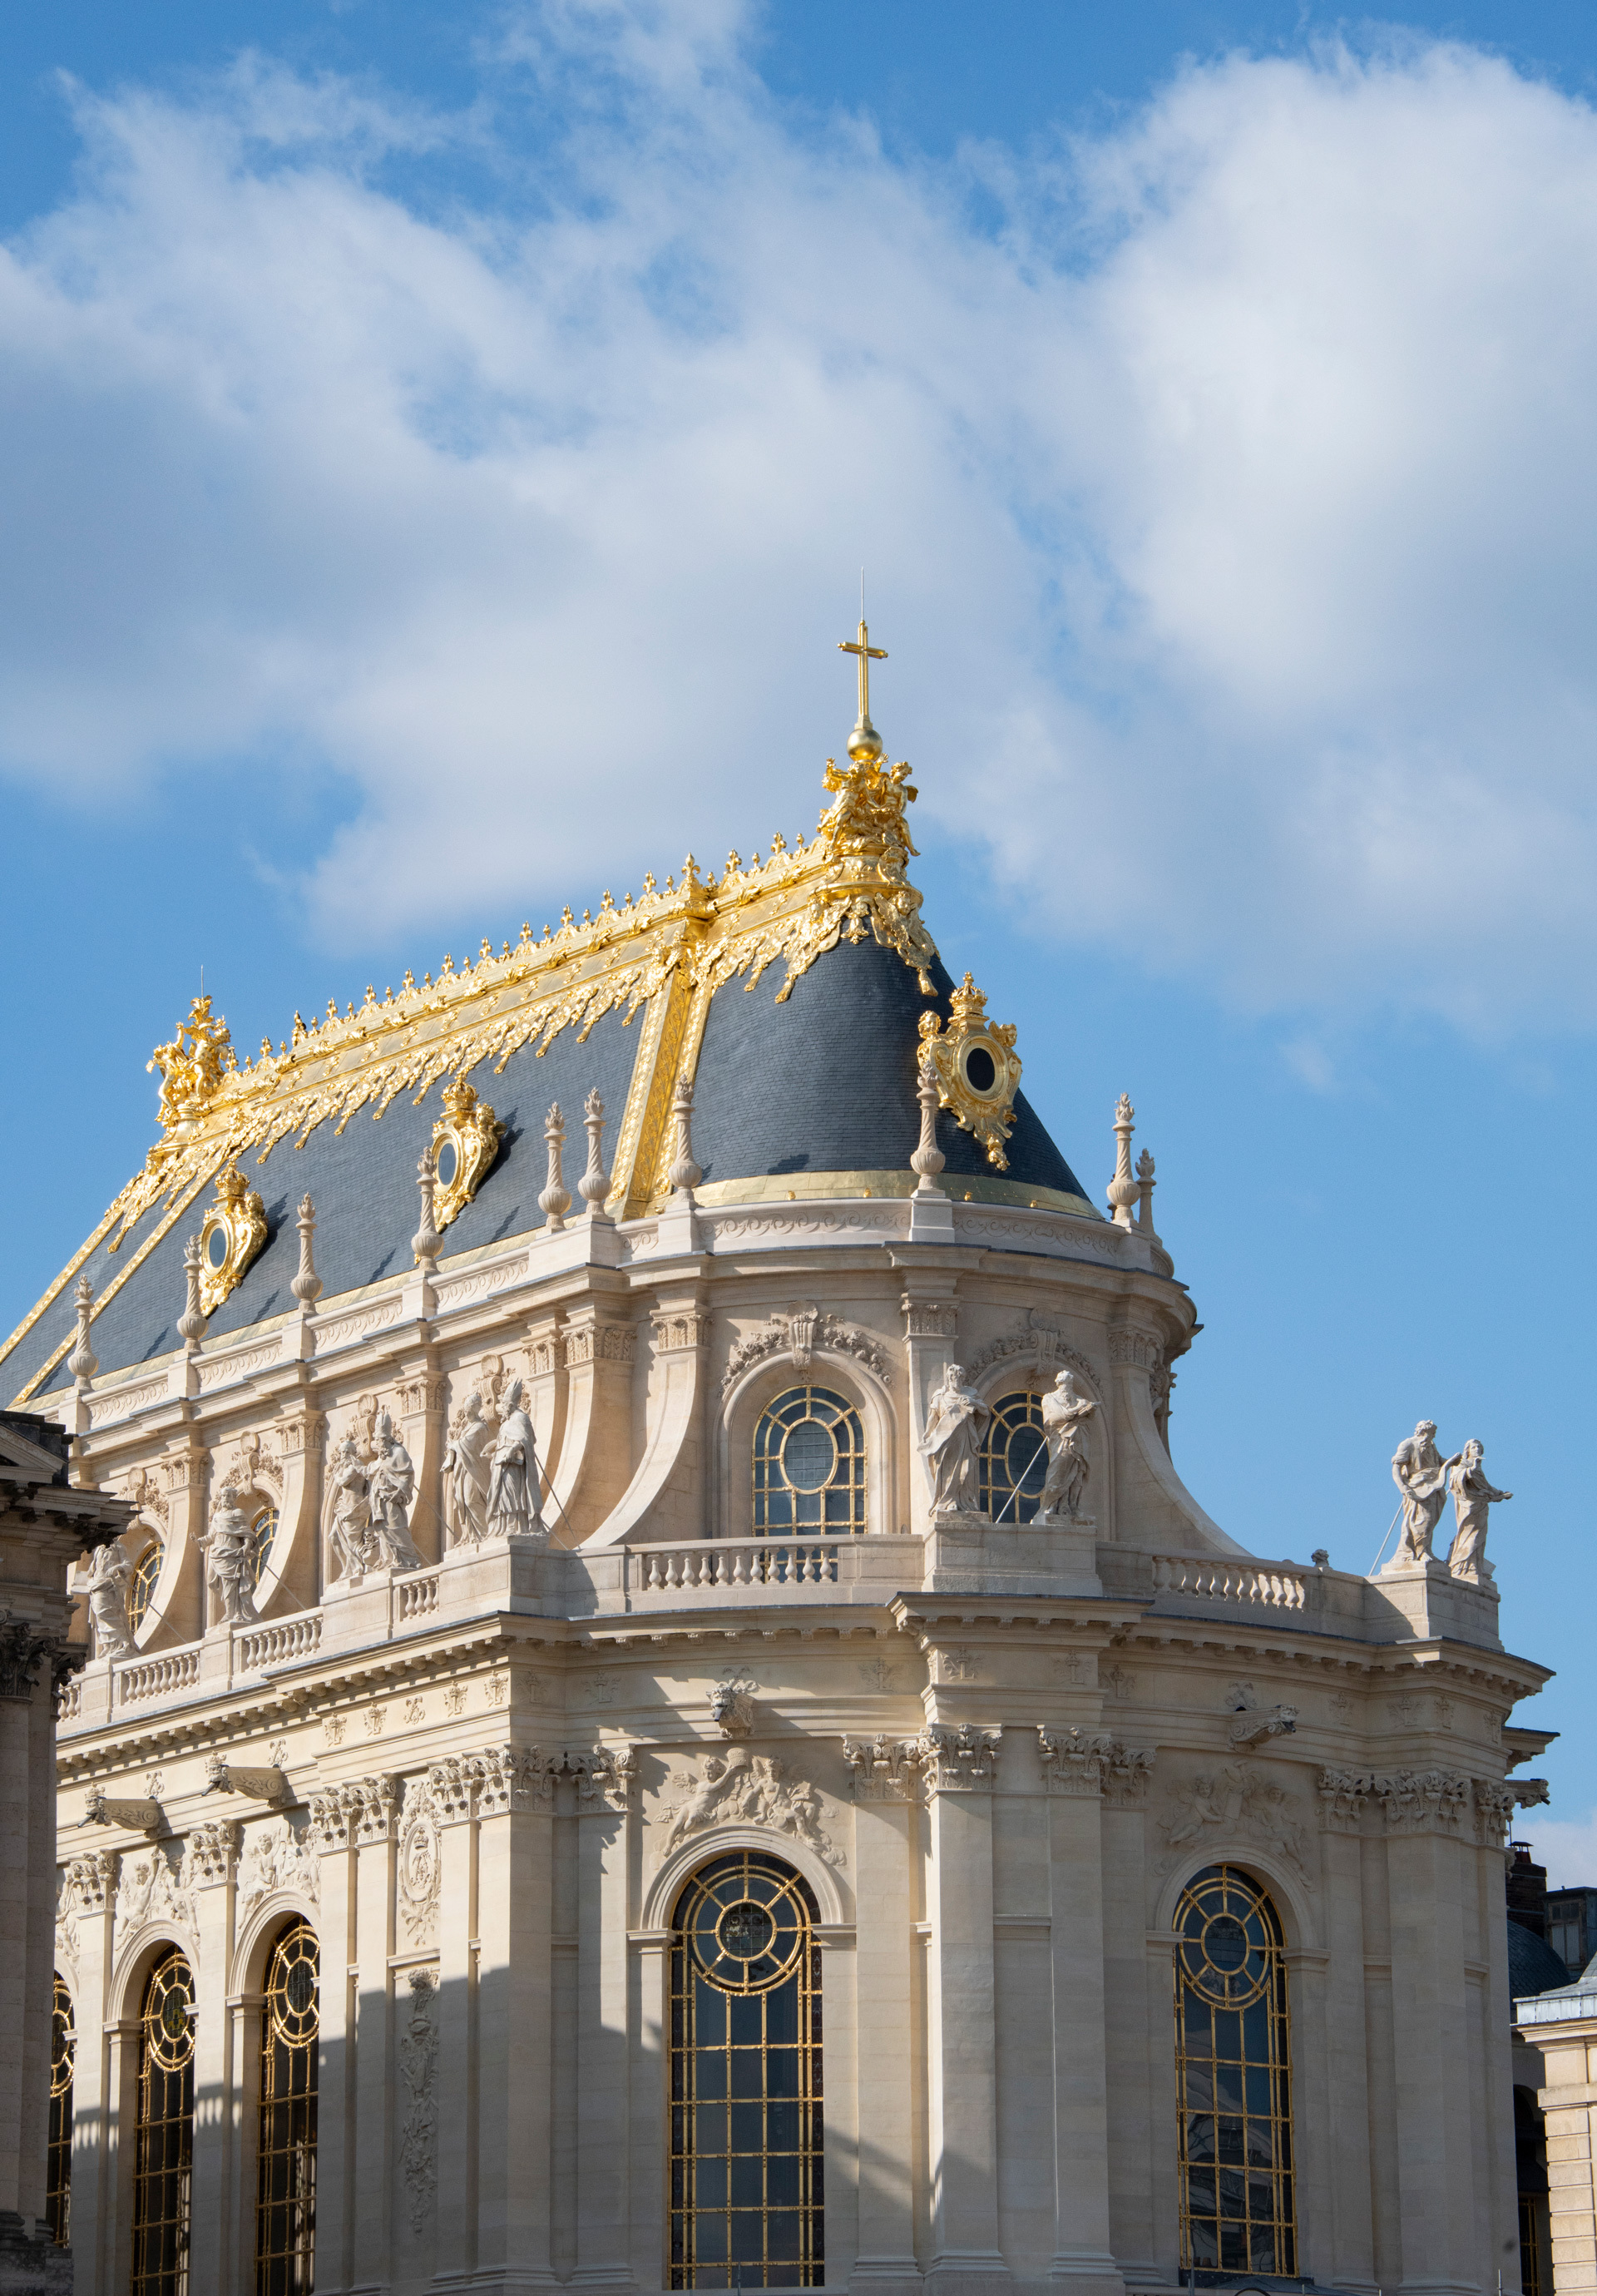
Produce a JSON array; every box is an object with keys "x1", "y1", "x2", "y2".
[{"x1": 838, "y1": 616, "x2": 887, "y2": 760}]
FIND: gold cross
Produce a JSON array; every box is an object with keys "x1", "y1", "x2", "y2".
[{"x1": 838, "y1": 617, "x2": 887, "y2": 723}]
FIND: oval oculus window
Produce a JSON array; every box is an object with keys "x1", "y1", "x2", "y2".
[{"x1": 963, "y1": 1042, "x2": 998, "y2": 1094}]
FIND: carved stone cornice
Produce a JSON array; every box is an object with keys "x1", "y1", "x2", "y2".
[
  {"x1": 1108, "y1": 1328, "x2": 1164, "y2": 1371},
  {"x1": 843, "y1": 1734, "x2": 924, "y2": 1802},
  {"x1": 566, "y1": 1744, "x2": 639, "y2": 1811},
  {"x1": 723, "y1": 1305, "x2": 892, "y2": 1392},
  {"x1": 652, "y1": 1309, "x2": 712, "y2": 1356},
  {"x1": 396, "y1": 1375, "x2": 447, "y2": 1417},
  {"x1": 0, "y1": 1616, "x2": 58, "y2": 1702},
  {"x1": 1367, "y1": 1769, "x2": 1471, "y2": 1834},
  {"x1": 917, "y1": 1723, "x2": 1001, "y2": 1793},
  {"x1": 187, "y1": 1819, "x2": 243, "y2": 1887},
  {"x1": 564, "y1": 1324, "x2": 635, "y2": 1368},
  {"x1": 1317, "y1": 1769, "x2": 1370, "y2": 1832},
  {"x1": 965, "y1": 1314, "x2": 1100, "y2": 1395},
  {"x1": 309, "y1": 1774, "x2": 400, "y2": 1848},
  {"x1": 64, "y1": 1850, "x2": 119, "y2": 1913},
  {"x1": 427, "y1": 1745, "x2": 561, "y2": 1819},
  {"x1": 1038, "y1": 1726, "x2": 1153, "y2": 1804},
  {"x1": 1473, "y1": 1779, "x2": 1517, "y2": 1847},
  {"x1": 901, "y1": 1298, "x2": 958, "y2": 1343}
]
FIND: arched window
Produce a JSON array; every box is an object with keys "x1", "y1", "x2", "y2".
[
  {"x1": 669, "y1": 1851, "x2": 823, "y2": 2289},
  {"x1": 132, "y1": 1947, "x2": 195, "y2": 2296},
  {"x1": 257, "y1": 1919, "x2": 319, "y2": 2294},
  {"x1": 1174, "y1": 1865, "x2": 1296, "y2": 2276},
  {"x1": 246, "y1": 1502, "x2": 278, "y2": 1591},
  {"x1": 979, "y1": 1390, "x2": 1048, "y2": 1522},
  {"x1": 753, "y1": 1387, "x2": 866, "y2": 1536},
  {"x1": 47, "y1": 1972, "x2": 73, "y2": 2247},
  {"x1": 128, "y1": 1536, "x2": 163, "y2": 1634}
]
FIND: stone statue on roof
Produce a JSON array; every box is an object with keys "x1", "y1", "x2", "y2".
[
  {"x1": 1446, "y1": 1439, "x2": 1511, "y2": 1585},
  {"x1": 369, "y1": 1413, "x2": 423, "y2": 1571},
  {"x1": 1036, "y1": 1369, "x2": 1097, "y2": 1524},
  {"x1": 487, "y1": 1378, "x2": 545, "y2": 1539},
  {"x1": 443, "y1": 1391, "x2": 493, "y2": 1547},
  {"x1": 919, "y1": 1364, "x2": 991, "y2": 1516},
  {"x1": 326, "y1": 1436, "x2": 379, "y2": 1585},
  {"x1": 1391, "y1": 1420, "x2": 1450, "y2": 1561},
  {"x1": 146, "y1": 993, "x2": 232, "y2": 1132},
  {"x1": 203, "y1": 1485, "x2": 260, "y2": 1626},
  {"x1": 86, "y1": 1541, "x2": 136, "y2": 1656}
]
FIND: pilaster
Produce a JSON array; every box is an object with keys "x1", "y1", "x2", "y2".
[
  {"x1": 900, "y1": 1286, "x2": 960, "y2": 1537},
  {"x1": 1377, "y1": 1772, "x2": 1480, "y2": 2296},
  {"x1": 475, "y1": 1743, "x2": 560, "y2": 2291},
  {"x1": 1038, "y1": 1731, "x2": 1129, "y2": 2296},
  {"x1": 846, "y1": 1739, "x2": 923, "y2": 2296},
  {"x1": 157, "y1": 1437, "x2": 209, "y2": 1644},
  {"x1": 62, "y1": 1849, "x2": 118, "y2": 2296},
  {"x1": 552, "y1": 1292, "x2": 636, "y2": 1540},
  {"x1": 186, "y1": 1818, "x2": 242, "y2": 2294},
  {"x1": 571, "y1": 1746, "x2": 639, "y2": 2294},
  {"x1": 431, "y1": 1752, "x2": 476, "y2": 2281},
  {"x1": 349, "y1": 1774, "x2": 400, "y2": 2293},
  {"x1": 1316, "y1": 1778, "x2": 1378, "y2": 2295},
  {"x1": 920, "y1": 1724, "x2": 1011, "y2": 2296}
]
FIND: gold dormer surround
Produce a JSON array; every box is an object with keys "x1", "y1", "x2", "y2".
[{"x1": 4, "y1": 744, "x2": 947, "y2": 1401}]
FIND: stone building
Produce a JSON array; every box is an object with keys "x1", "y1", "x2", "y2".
[
  {"x1": 2, "y1": 662, "x2": 1555, "y2": 2296},
  {"x1": 0, "y1": 1410, "x2": 129, "y2": 2294}
]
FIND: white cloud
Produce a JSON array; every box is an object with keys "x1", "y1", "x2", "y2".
[
  {"x1": 1522, "y1": 1808, "x2": 1597, "y2": 1893},
  {"x1": 3, "y1": 12, "x2": 1597, "y2": 1027}
]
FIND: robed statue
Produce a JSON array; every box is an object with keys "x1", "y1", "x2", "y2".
[
  {"x1": 1446, "y1": 1439, "x2": 1511, "y2": 1583},
  {"x1": 918, "y1": 1364, "x2": 991, "y2": 1515},
  {"x1": 87, "y1": 1541, "x2": 136, "y2": 1656},
  {"x1": 203, "y1": 1486, "x2": 260, "y2": 1626},
  {"x1": 487, "y1": 1378, "x2": 545, "y2": 1537},
  {"x1": 443, "y1": 1391, "x2": 493, "y2": 1547},
  {"x1": 1391, "y1": 1421, "x2": 1449, "y2": 1561},
  {"x1": 369, "y1": 1413, "x2": 423, "y2": 1571},
  {"x1": 1036, "y1": 1369, "x2": 1097, "y2": 1523}
]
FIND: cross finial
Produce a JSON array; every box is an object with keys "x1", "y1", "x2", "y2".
[{"x1": 838, "y1": 616, "x2": 887, "y2": 760}]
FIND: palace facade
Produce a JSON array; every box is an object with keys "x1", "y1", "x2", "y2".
[{"x1": 4, "y1": 669, "x2": 1553, "y2": 2296}]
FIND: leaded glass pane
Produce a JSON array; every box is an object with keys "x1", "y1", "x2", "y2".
[
  {"x1": 256, "y1": 1919, "x2": 318, "y2": 2294},
  {"x1": 669, "y1": 1852, "x2": 823, "y2": 2288},
  {"x1": 47, "y1": 1972, "x2": 73, "y2": 2248},
  {"x1": 978, "y1": 1391, "x2": 1047, "y2": 1523},
  {"x1": 132, "y1": 1947, "x2": 195, "y2": 2296},
  {"x1": 1174, "y1": 1865, "x2": 1296, "y2": 2276},
  {"x1": 752, "y1": 1388, "x2": 866, "y2": 1537}
]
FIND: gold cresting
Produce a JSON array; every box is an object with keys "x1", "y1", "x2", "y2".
[
  {"x1": 917, "y1": 972, "x2": 1022, "y2": 1170},
  {"x1": 5, "y1": 636, "x2": 968, "y2": 1395}
]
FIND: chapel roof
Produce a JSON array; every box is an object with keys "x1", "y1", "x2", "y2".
[{"x1": 3, "y1": 723, "x2": 1095, "y2": 1405}]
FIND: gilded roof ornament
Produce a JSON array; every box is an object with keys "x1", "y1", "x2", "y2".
[
  {"x1": 147, "y1": 996, "x2": 232, "y2": 1136},
  {"x1": 917, "y1": 974, "x2": 1021, "y2": 1170},
  {"x1": 429, "y1": 1078, "x2": 506, "y2": 1231},
  {"x1": 196, "y1": 1165, "x2": 269, "y2": 1314}
]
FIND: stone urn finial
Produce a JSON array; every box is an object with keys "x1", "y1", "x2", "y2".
[
  {"x1": 668, "y1": 1075, "x2": 701, "y2": 1198},
  {"x1": 292, "y1": 1194, "x2": 323, "y2": 1306},
  {"x1": 540, "y1": 1104, "x2": 571, "y2": 1231},
  {"x1": 579, "y1": 1088, "x2": 612, "y2": 1222},
  {"x1": 1106, "y1": 1094, "x2": 1139, "y2": 1230}
]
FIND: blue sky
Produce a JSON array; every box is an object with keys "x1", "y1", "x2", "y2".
[{"x1": 3, "y1": 0, "x2": 1596, "y2": 1874}]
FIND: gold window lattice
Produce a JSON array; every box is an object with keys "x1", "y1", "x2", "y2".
[
  {"x1": 132, "y1": 1947, "x2": 195, "y2": 2296},
  {"x1": 257, "y1": 1919, "x2": 318, "y2": 2296},
  {"x1": 752, "y1": 1387, "x2": 865, "y2": 1537},
  {"x1": 1174, "y1": 1864, "x2": 1297, "y2": 2278},
  {"x1": 47, "y1": 1972, "x2": 73, "y2": 2248},
  {"x1": 128, "y1": 1536, "x2": 163, "y2": 1633},
  {"x1": 670, "y1": 1851, "x2": 824, "y2": 2290},
  {"x1": 978, "y1": 1389, "x2": 1048, "y2": 1523}
]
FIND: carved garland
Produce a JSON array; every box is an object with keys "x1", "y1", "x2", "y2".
[{"x1": 723, "y1": 1306, "x2": 892, "y2": 1393}]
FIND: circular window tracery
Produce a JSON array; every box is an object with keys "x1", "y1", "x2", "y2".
[
  {"x1": 752, "y1": 1386, "x2": 866, "y2": 1536},
  {"x1": 245, "y1": 1502, "x2": 278, "y2": 1590},
  {"x1": 978, "y1": 1390, "x2": 1049, "y2": 1524}
]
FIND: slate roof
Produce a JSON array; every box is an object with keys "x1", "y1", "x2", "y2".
[{"x1": 0, "y1": 762, "x2": 1096, "y2": 1396}]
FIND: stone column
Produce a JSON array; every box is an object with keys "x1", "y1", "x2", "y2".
[
  {"x1": 629, "y1": 1929, "x2": 670, "y2": 2294},
  {"x1": 304, "y1": 1784, "x2": 360, "y2": 2295},
  {"x1": 185, "y1": 1819, "x2": 242, "y2": 2294},
  {"x1": 0, "y1": 1638, "x2": 42, "y2": 2229},
  {"x1": 348, "y1": 1775, "x2": 399, "y2": 2292},
  {"x1": 846, "y1": 1739, "x2": 922, "y2": 2296},
  {"x1": 1378, "y1": 1775, "x2": 1480, "y2": 2296},
  {"x1": 62, "y1": 1849, "x2": 119, "y2": 2296},
  {"x1": 474, "y1": 1744, "x2": 559, "y2": 2284},
  {"x1": 1317, "y1": 1777, "x2": 1378, "y2": 2294},
  {"x1": 431, "y1": 1752, "x2": 477, "y2": 2278},
  {"x1": 899, "y1": 1289, "x2": 959, "y2": 1536},
  {"x1": 1099, "y1": 1774, "x2": 1160, "y2": 2290},
  {"x1": 573, "y1": 1748, "x2": 638, "y2": 2294},
  {"x1": 922, "y1": 1725, "x2": 1011, "y2": 2296},
  {"x1": 397, "y1": 1370, "x2": 447, "y2": 1565},
  {"x1": 1040, "y1": 1732, "x2": 1128, "y2": 2296}
]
